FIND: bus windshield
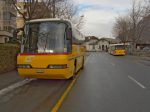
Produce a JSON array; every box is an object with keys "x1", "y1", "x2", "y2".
[
  {"x1": 23, "y1": 22, "x2": 67, "y2": 53},
  {"x1": 115, "y1": 45, "x2": 125, "y2": 50}
]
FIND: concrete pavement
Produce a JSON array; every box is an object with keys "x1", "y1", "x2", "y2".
[
  {"x1": 0, "y1": 79, "x2": 71, "y2": 112},
  {"x1": 0, "y1": 70, "x2": 23, "y2": 90}
]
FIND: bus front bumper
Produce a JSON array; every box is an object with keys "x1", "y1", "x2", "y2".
[
  {"x1": 17, "y1": 68, "x2": 71, "y2": 79},
  {"x1": 113, "y1": 53, "x2": 125, "y2": 56}
]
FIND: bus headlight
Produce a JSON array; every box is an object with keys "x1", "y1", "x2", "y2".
[
  {"x1": 47, "y1": 64, "x2": 67, "y2": 69},
  {"x1": 17, "y1": 64, "x2": 32, "y2": 69}
]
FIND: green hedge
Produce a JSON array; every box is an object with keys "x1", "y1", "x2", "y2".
[{"x1": 0, "y1": 44, "x2": 19, "y2": 74}]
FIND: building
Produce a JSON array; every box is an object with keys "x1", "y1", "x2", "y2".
[
  {"x1": 16, "y1": 2, "x2": 26, "y2": 29},
  {"x1": 0, "y1": 0, "x2": 16, "y2": 43},
  {"x1": 95, "y1": 39, "x2": 110, "y2": 51},
  {"x1": 95, "y1": 38, "x2": 119, "y2": 51},
  {"x1": 84, "y1": 36, "x2": 99, "y2": 51},
  {"x1": 84, "y1": 37, "x2": 119, "y2": 52}
]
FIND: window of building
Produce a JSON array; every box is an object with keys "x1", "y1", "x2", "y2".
[
  {"x1": 99, "y1": 45, "x2": 101, "y2": 49},
  {"x1": 4, "y1": 26, "x2": 7, "y2": 30},
  {"x1": 93, "y1": 45, "x2": 95, "y2": 49},
  {"x1": 5, "y1": 0, "x2": 11, "y2": 6},
  {"x1": 5, "y1": 38, "x2": 8, "y2": 43},
  {"x1": 8, "y1": 26, "x2": 13, "y2": 33},
  {"x1": 0, "y1": 12, "x2": 1, "y2": 19},
  {"x1": 3, "y1": 12, "x2": 11, "y2": 20}
]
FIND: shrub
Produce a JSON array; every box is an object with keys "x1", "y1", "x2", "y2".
[{"x1": 0, "y1": 44, "x2": 19, "y2": 74}]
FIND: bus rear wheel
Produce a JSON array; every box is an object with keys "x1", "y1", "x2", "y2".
[{"x1": 70, "y1": 64, "x2": 76, "y2": 80}]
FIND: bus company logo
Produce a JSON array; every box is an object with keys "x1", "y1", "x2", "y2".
[{"x1": 25, "y1": 56, "x2": 35, "y2": 62}]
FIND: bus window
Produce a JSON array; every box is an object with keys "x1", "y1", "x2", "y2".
[
  {"x1": 66, "y1": 28, "x2": 72, "y2": 53},
  {"x1": 23, "y1": 22, "x2": 67, "y2": 53},
  {"x1": 115, "y1": 45, "x2": 125, "y2": 50}
]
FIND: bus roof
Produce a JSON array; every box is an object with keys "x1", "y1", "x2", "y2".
[
  {"x1": 26, "y1": 18, "x2": 71, "y2": 25},
  {"x1": 109, "y1": 43, "x2": 130, "y2": 46},
  {"x1": 110, "y1": 43, "x2": 124, "y2": 46},
  {"x1": 25, "y1": 18, "x2": 85, "y2": 44}
]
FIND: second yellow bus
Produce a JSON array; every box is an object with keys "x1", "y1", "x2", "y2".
[{"x1": 108, "y1": 44, "x2": 126, "y2": 56}]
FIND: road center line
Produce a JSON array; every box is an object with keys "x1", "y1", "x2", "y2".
[
  {"x1": 0, "y1": 79, "x2": 35, "y2": 97},
  {"x1": 128, "y1": 76, "x2": 146, "y2": 89}
]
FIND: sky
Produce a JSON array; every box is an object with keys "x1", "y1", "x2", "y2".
[{"x1": 74, "y1": 0, "x2": 133, "y2": 38}]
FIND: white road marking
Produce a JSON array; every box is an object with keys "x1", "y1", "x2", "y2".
[
  {"x1": 0, "y1": 79, "x2": 35, "y2": 97},
  {"x1": 128, "y1": 76, "x2": 146, "y2": 89}
]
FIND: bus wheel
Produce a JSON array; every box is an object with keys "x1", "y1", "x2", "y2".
[
  {"x1": 70, "y1": 64, "x2": 76, "y2": 80},
  {"x1": 81, "y1": 56, "x2": 84, "y2": 70},
  {"x1": 25, "y1": 78, "x2": 29, "y2": 80}
]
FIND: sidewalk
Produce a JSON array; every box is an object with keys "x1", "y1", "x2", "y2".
[
  {"x1": 0, "y1": 70, "x2": 24, "y2": 90},
  {"x1": 141, "y1": 56, "x2": 150, "y2": 61},
  {"x1": 138, "y1": 56, "x2": 150, "y2": 66}
]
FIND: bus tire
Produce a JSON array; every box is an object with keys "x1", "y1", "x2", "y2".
[{"x1": 70, "y1": 61, "x2": 76, "y2": 80}]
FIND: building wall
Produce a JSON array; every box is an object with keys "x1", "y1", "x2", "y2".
[
  {"x1": 84, "y1": 39, "x2": 99, "y2": 51},
  {"x1": 0, "y1": 0, "x2": 16, "y2": 43},
  {"x1": 16, "y1": 17, "x2": 24, "y2": 28},
  {"x1": 84, "y1": 39, "x2": 110, "y2": 52},
  {"x1": 16, "y1": 2, "x2": 26, "y2": 29},
  {"x1": 96, "y1": 40, "x2": 109, "y2": 51},
  {"x1": 0, "y1": 36, "x2": 5, "y2": 43}
]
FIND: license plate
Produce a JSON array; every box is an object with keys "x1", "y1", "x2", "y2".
[{"x1": 36, "y1": 69, "x2": 44, "y2": 73}]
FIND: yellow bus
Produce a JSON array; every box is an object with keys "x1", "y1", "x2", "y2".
[
  {"x1": 108, "y1": 44, "x2": 126, "y2": 56},
  {"x1": 16, "y1": 18, "x2": 85, "y2": 79}
]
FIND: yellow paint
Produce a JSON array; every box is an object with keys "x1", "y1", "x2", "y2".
[
  {"x1": 17, "y1": 45, "x2": 85, "y2": 79},
  {"x1": 51, "y1": 72, "x2": 80, "y2": 112},
  {"x1": 25, "y1": 56, "x2": 35, "y2": 62},
  {"x1": 113, "y1": 49, "x2": 126, "y2": 56},
  {"x1": 108, "y1": 44, "x2": 126, "y2": 56}
]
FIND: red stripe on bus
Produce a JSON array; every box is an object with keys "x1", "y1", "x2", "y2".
[{"x1": 18, "y1": 53, "x2": 71, "y2": 56}]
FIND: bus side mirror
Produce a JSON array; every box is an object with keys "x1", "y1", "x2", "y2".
[
  {"x1": 12, "y1": 28, "x2": 24, "y2": 43},
  {"x1": 13, "y1": 30, "x2": 17, "y2": 39},
  {"x1": 13, "y1": 28, "x2": 24, "y2": 39}
]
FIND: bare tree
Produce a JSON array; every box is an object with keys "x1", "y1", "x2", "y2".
[
  {"x1": 11, "y1": 0, "x2": 58, "y2": 20},
  {"x1": 113, "y1": 0, "x2": 149, "y2": 51},
  {"x1": 55, "y1": 0, "x2": 77, "y2": 20},
  {"x1": 71, "y1": 15, "x2": 85, "y2": 30},
  {"x1": 12, "y1": 0, "x2": 79, "y2": 20},
  {"x1": 12, "y1": 0, "x2": 85, "y2": 29},
  {"x1": 113, "y1": 16, "x2": 130, "y2": 44},
  {"x1": 128, "y1": 0, "x2": 149, "y2": 51},
  {"x1": 143, "y1": 0, "x2": 150, "y2": 16}
]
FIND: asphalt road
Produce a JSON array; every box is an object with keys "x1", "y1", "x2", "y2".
[
  {"x1": 0, "y1": 79, "x2": 71, "y2": 112},
  {"x1": 58, "y1": 52, "x2": 150, "y2": 112},
  {"x1": 0, "y1": 52, "x2": 150, "y2": 112}
]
